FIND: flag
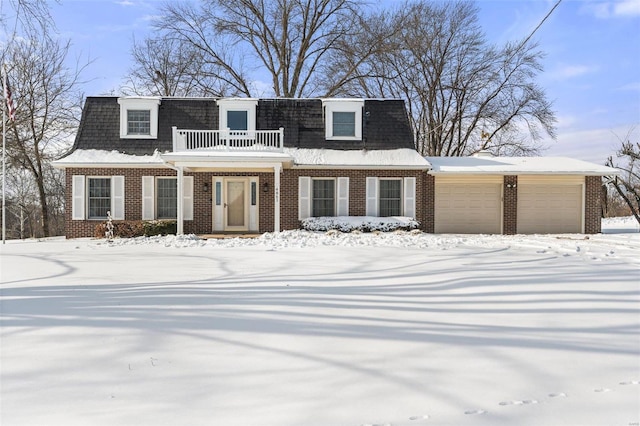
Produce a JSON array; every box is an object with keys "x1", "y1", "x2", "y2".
[{"x1": 4, "y1": 74, "x2": 16, "y2": 122}]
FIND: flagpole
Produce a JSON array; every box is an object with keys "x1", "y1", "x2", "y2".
[{"x1": 2, "y1": 64, "x2": 6, "y2": 244}]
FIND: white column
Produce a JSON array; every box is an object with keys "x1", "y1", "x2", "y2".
[
  {"x1": 274, "y1": 164, "x2": 281, "y2": 233},
  {"x1": 176, "y1": 166, "x2": 184, "y2": 235}
]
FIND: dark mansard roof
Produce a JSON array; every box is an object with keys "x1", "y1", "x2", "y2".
[{"x1": 71, "y1": 96, "x2": 416, "y2": 156}]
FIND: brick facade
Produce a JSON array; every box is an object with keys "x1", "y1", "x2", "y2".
[
  {"x1": 584, "y1": 175, "x2": 603, "y2": 234},
  {"x1": 280, "y1": 169, "x2": 428, "y2": 231},
  {"x1": 65, "y1": 167, "x2": 431, "y2": 238},
  {"x1": 503, "y1": 176, "x2": 518, "y2": 235},
  {"x1": 65, "y1": 168, "x2": 604, "y2": 238}
]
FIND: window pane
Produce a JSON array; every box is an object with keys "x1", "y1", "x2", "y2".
[
  {"x1": 312, "y1": 179, "x2": 335, "y2": 217},
  {"x1": 127, "y1": 110, "x2": 150, "y2": 135},
  {"x1": 251, "y1": 182, "x2": 257, "y2": 206},
  {"x1": 332, "y1": 111, "x2": 355, "y2": 137},
  {"x1": 157, "y1": 178, "x2": 177, "y2": 219},
  {"x1": 379, "y1": 179, "x2": 402, "y2": 217},
  {"x1": 88, "y1": 178, "x2": 111, "y2": 219},
  {"x1": 215, "y1": 182, "x2": 222, "y2": 206},
  {"x1": 227, "y1": 110, "x2": 248, "y2": 131}
]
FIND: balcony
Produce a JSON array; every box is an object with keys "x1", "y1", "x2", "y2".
[{"x1": 172, "y1": 127, "x2": 284, "y2": 152}]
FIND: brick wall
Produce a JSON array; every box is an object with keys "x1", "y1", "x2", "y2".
[
  {"x1": 280, "y1": 169, "x2": 430, "y2": 231},
  {"x1": 66, "y1": 168, "x2": 174, "y2": 238},
  {"x1": 64, "y1": 168, "x2": 603, "y2": 238},
  {"x1": 65, "y1": 167, "x2": 431, "y2": 238},
  {"x1": 423, "y1": 174, "x2": 435, "y2": 233},
  {"x1": 584, "y1": 175, "x2": 602, "y2": 234},
  {"x1": 503, "y1": 176, "x2": 518, "y2": 235}
]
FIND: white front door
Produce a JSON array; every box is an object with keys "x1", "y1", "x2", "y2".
[{"x1": 224, "y1": 178, "x2": 249, "y2": 231}]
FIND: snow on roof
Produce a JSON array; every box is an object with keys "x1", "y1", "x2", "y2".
[
  {"x1": 425, "y1": 156, "x2": 619, "y2": 176},
  {"x1": 52, "y1": 149, "x2": 164, "y2": 168},
  {"x1": 52, "y1": 148, "x2": 429, "y2": 169},
  {"x1": 285, "y1": 148, "x2": 429, "y2": 169}
]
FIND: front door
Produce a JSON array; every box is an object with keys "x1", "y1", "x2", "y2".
[{"x1": 224, "y1": 178, "x2": 249, "y2": 231}]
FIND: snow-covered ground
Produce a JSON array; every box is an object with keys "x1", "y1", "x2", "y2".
[{"x1": 1, "y1": 217, "x2": 639, "y2": 426}]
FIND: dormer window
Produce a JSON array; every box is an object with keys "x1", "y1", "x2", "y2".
[
  {"x1": 323, "y1": 99, "x2": 363, "y2": 141},
  {"x1": 127, "y1": 110, "x2": 151, "y2": 135},
  {"x1": 332, "y1": 112, "x2": 356, "y2": 137},
  {"x1": 118, "y1": 97, "x2": 161, "y2": 139},
  {"x1": 218, "y1": 99, "x2": 258, "y2": 132},
  {"x1": 227, "y1": 110, "x2": 248, "y2": 131}
]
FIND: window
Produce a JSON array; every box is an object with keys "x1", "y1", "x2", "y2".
[
  {"x1": 332, "y1": 112, "x2": 355, "y2": 137},
  {"x1": 118, "y1": 97, "x2": 161, "y2": 139},
  {"x1": 322, "y1": 99, "x2": 364, "y2": 140},
  {"x1": 218, "y1": 99, "x2": 258, "y2": 132},
  {"x1": 251, "y1": 181, "x2": 257, "y2": 206},
  {"x1": 379, "y1": 179, "x2": 402, "y2": 217},
  {"x1": 127, "y1": 110, "x2": 151, "y2": 135},
  {"x1": 312, "y1": 179, "x2": 335, "y2": 217},
  {"x1": 227, "y1": 111, "x2": 248, "y2": 131},
  {"x1": 157, "y1": 178, "x2": 177, "y2": 219},
  {"x1": 88, "y1": 178, "x2": 111, "y2": 219}
]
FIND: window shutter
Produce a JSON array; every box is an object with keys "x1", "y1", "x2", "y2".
[
  {"x1": 403, "y1": 177, "x2": 416, "y2": 218},
  {"x1": 142, "y1": 176, "x2": 155, "y2": 220},
  {"x1": 366, "y1": 177, "x2": 378, "y2": 216},
  {"x1": 298, "y1": 176, "x2": 311, "y2": 220},
  {"x1": 183, "y1": 176, "x2": 194, "y2": 221},
  {"x1": 72, "y1": 175, "x2": 85, "y2": 220},
  {"x1": 111, "y1": 176, "x2": 125, "y2": 220},
  {"x1": 337, "y1": 177, "x2": 349, "y2": 216}
]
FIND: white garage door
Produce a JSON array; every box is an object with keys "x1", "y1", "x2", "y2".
[
  {"x1": 517, "y1": 177, "x2": 583, "y2": 234},
  {"x1": 435, "y1": 177, "x2": 502, "y2": 234}
]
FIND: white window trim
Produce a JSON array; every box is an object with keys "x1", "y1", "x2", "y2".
[
  {"x1": 118, "y1": 97, "x2": 161, "y2": 139},
  {"x1": 86, "y1": 176, "x2": 125, "y2": 220},
  {"x1": 143, "y1": 176, "x2": 193, "y2": 221},
  {"x1": 378, "y1": 177, "x2": 403, "y2": 217},
  {"x1": 366, "y1": 176, "x2": 416, "y2": 218},
  {"x1": 86, "y1": 176, "x2": 112, "y2": 220},
  {"x1": 156, "y1": 177, "x2": 178, "y2": 220},
  {"x1": 217, "y1": 99, "x2": 258, "y2": 132},
  {"x1": 322, "y1": 99, "x2": 364, "y2": 141},
  {"x1": 311, "y1": 177, "x2": 337, "y2": 217}
]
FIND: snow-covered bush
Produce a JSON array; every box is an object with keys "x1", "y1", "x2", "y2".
[
  {"x1": 94, "y1": 220, "x2": 177, "y2": 238},
  {"x1": 301, "y1": 216, "x2": 420, "y2": 233}
]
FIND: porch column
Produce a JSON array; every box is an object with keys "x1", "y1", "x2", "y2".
[
  {"x1": 274, "y1": 164, "x2": 281, "y2": 233},
  {"x1": 176, "y1": 166, "x2": 184, "y2": 235}
]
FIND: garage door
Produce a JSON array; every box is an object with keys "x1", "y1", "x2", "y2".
[
  {"x1": 517, "y1": 177, "x2": 583, "y2": 234},
  {"x1": 435, "y1": 176, "x2": 502, "y2": 234}
]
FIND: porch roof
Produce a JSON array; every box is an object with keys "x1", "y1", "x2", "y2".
[{"x1": 53, "y1": 148, "x2": 431, "y2": 170}]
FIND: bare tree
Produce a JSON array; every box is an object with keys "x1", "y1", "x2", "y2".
[
  {"x1": 606, "y1": 134, "x2": 640, "y2": 224},
  {"x1": 141, "y1": 0, "x2": 366, "y2": 97},
  {"x1": 4, "y1": 34, "x2": 86, "y2": 237},
  {"x1": 0, "y1": 0, "x2": 57, "y2": 35},
  {"x1": 121, "y1": 35, "x2": 234, "y2": 97},
  {"x1": 333, "y1": 1, "x2": 556, "y2": 156}
]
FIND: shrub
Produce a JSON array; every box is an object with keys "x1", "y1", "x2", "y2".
[
  {"x1": 95, "y1": 221, "x2": 144, "y2": 238},
  {"x1": 143, "y1": 220, "x2": 177, "y2": 237},
  {"x1": 301, "y1": 216, "x2": 420, "y2": 233},
  {"x1": 94, "y1": 220, "x2": 177, "y2": 238}
]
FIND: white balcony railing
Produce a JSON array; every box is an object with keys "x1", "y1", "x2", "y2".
[{"x1": 172, "y1": 127, "x2": 284, "y2": 152}]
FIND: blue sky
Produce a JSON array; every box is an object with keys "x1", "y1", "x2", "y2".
[{"x1": 46, "y1": 0, "x2": 640, "y2": 164}]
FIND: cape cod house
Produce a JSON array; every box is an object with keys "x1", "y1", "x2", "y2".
[{"x1": 53, "y1": 96, "x2": 617, "y2": 238}]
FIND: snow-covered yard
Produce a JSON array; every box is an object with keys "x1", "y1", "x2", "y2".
[{"x1": 1, "y1": 217, "x2": 639, "y2": 426}]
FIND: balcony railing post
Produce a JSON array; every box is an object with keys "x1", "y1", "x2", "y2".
[
  {"x1": 172, "y1": 126, "x2": 179, "y2": 151},
  {"x1": 225, "y1": 128, "x2": 231, "y2": 151},
  {"x1": 279, "y1": 127, "x2": 284, "y2": 151}
]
